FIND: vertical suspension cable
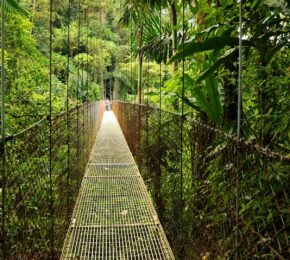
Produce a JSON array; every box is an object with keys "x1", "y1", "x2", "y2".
[
  {"x1": 86, "y1": 7, "x2": 89, "y2": 152},
  {"x1": 236, "y1": 0, "x2": 243, "y2": 258},
  {"x1": 66, "y1": 0, "x2": 71, "y2": 221},
  {"x1": 135, "y1": 43, "x2": 138, "y2": 104},
  {"x1": 76, "y1": 0, "x2": 81, "y2": 183},
  {"x1": 157, "y1": 2, "x2": 162, "y2": 217},
  {"x1": 147, "y1": 61, "x2": 150, "y2": 105},
  {"x1": 124, "y1": 20, "x2": 131, "y2": 102},
  {"x1": 180, "y1": 0, "x2": 185, "y2": 244},
  {"x1": 99, "y1": 4, "x2": 104, "y2": 101},
  {"x1": 159, "y1": 7, "x2": 162, "y2": 112},
  {"x1": 124, "y1": 56, "x2": 126, "y2": 102},
  {"x1": 115, "y1": 3, "x2": 120, "y2": 102},
  {"x1": 237, "y1": 1, "x2": 242, "y2": 138},
  {"x1": 125, "y1": 30, "x2": 128, "y2": 102},
  {"x1": 49, "y1": 0, "x2": 55, "y2": 257},
  {"x1": 158, "y1": 6, "x2": 162, "y2": 121},
  {"x1": 1, "y1": 0, "x2": 6, "y2": 257},
  {"x1": 86, "y1": 9, "x2": 89, "y2": 103},
  {"x1": 146, "y1": 59, "x2": 150, "y2": 183},
  {"x1": 82, "y1": 10, "x2": 85, "y2": 169},
  {"x1": 125, "y1": 23, "x2": 129, "y2": 102},
  {"x1": 130, "y1": 24, "x2": 133, "y2": 103}
]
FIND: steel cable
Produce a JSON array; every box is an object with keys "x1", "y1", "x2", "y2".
[
  {"x1": 179, "y1": 0, "x2": 185, "y2": 252},
  {"x1": 66, "y1": 0, "x2": 71, "y2": 223},
  {"x1": 236, "y1": 1, "x2": 243, "y2": 258},
  {"x1": 49, "y1": 0, "x2": 55, "y2": 257},
  {"x1": 1, "y1": 0, "x2": 6, "y2": 257}
]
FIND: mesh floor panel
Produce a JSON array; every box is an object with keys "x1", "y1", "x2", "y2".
[{"x1": 61, "y1": 111, "x2": 174, "y2": 259}]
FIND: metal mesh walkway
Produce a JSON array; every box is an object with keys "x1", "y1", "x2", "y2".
[{"x1": 61, "y1": 111, "x2": 174, "y2": 259}]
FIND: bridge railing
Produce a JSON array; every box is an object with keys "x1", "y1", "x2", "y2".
[
  {"x1": 0, "y1": 101, "x2": 105, "y2": 258},
  {"x1": 112, "y1": 100, "x2": 289, "y2": 259}
]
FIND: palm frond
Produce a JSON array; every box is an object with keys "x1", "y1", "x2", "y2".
[{"x1": 1, "y1": 0, "x2": 29, "y2": 16}]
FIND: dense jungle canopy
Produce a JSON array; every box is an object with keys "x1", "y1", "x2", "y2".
[
  {"x1": 1, "y1": 0, "x2": 289, "y2": 151},
  {"x1": 0, "y1": 0, "x2": 289, "y2": 259}
]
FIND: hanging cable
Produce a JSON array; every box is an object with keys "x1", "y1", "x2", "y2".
[
  {"x1": 86, "y1": 6, "x2": 90, "y2": 151},
  {"x1": 76, "y1": 0, "x2": 81, "y2": 184},
  {"x1": 115, "y1": 4, "x2": 119, "y2": 101},
  {"x1": 146, "y1": 59, "x2": 150, "y2": 182},
  {"x1": 157, "y1": 2, "x2": 162, "y2": 217},
  {"x1": 99, "y1": 4, "x2": 104, "y2": 101},
  {"x1": 86, "y1": 9, "x2": 89, "y2": 103},
  {"x1": 159, "y1": 7, "x2": 162, "y2": 112},
  {"x1": 158, "y1": 6, "x2": 162, "y2": 116},
  {"x1": 1, "y1": 0, "x2": 6, "y2": 257},
  {"x1": 147, "y1": 60, "x2": 150, "y2": 105},
  {"x1": 180, "y1": 0, "x2": 185, "y2": 240},
  {"x1": 66, "y1": 0, "x2": 71, "y2": 222},
  {"x1": 81, "y1": 9, "x2": 85, "y2": 169},
  {"x1": 236, "y1": 0, "x2": 243, "y2": 258},
  {"x1": 49, "y1": 0, "x2": 55, "y2": 257},
  {"x1": 126, "y1": 35, "x2": 129, "y2": 103},
  {"x1": 123, "y1": 28, "x2": 127, "y2": 103},
  {"x1": 237, "y1": 1, "x2": 243, "y2": 138},
  {"x1": 130, "y1": 23, "x2": 133, "y2": 103}
]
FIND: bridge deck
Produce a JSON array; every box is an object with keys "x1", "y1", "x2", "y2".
[{"x1": 61, "y1": 111, "x2": 174, "y2": 259}]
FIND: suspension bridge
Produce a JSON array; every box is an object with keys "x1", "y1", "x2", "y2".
[
  {"x1": 61, "y1": 109, "x2": 174, "y2": 259},
  {"x1": 0, "y1": 0, "x2": 289, "y2": 259},
  {"x1": 1, "y1": 100, "x2": 289, "y2": 259}
]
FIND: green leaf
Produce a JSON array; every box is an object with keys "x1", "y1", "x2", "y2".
[
  {"x1": 184, "y1": 73, "x2": 222, "y2": 125},
  {"x1": 186, "y1": 0, "x2": 199, "y2": 15},
  {"x1": 181, "y1": 96, "x2": 202, "y2": 113},
  {"x1": 145, "y1": 91, "x2": 158, "y2": 96},
  {"x1": 168, "y1": 36, "x2": 253, "y2": 63},
  {"x1": 196, "y1": 48, "x2": 238, "y2": 84},
  {"x1": 184, "y1": 74, "x2": 213, "y2": 118},
  {"x1": 205, "y1": 75, "x2": 222, "y2": 124},
  {"x1": 192, "y1": 86, "x2": 214, "y2": 118},
  {"x1": 220, "y1": 0, "x2": 233, "y2": 7},
  {"x1": 265, "y1": 42, "x2": 287, "y2": 64},
  {"x1": 1, "y1": 0, "x2": 29, "y2": 16},
  {"x1": 263, "y1": 0, "x2": 290, "y2": 15}
]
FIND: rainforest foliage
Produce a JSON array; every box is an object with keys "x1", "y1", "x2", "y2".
[
  {"x1": 0, "y1": 0, "x2": 289, "y2": 258},
  {"x1": 1, "y1": 0, "x2": 289, "y2": 152},
  {"x1": 1, "y1": 0, "x2": 120, "y2": 134},
  {"x1": 115, "y1": 0, "x2": 290, "y2": 154}
]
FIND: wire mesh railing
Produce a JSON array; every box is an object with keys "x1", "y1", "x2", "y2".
[
  {"x1": 112, "y1": 100, "x2": 290, "y2": 259},
  {"x1": 0, "y1": 101, "x2": 104, "y2": 259}
]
